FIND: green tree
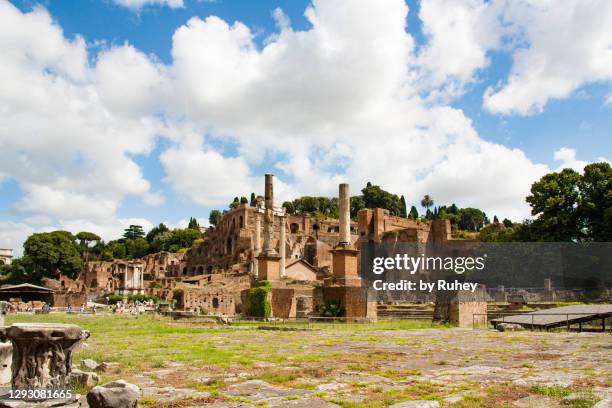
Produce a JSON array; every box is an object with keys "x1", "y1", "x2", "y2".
[
  {"x1": 350, "y1": 195, "x2": 365, "y2": 218},
  {"x1": 76, "y1": 231, "x2": 101, "y2": 262},
  {"x1": 400, "y1": 195, "x2": 407, "y2": 218},
  {"x1": 76, "y1": 231, "x2": 101, "y2": 247},
  {"x1": 105, "y1": 241, "x2": 126, "y2": 260},
  {"x1": 526, "y1": 168, "x2": 582, "y2": 241},
  {"x1": 250, "y1": 192, "x2": 256, "y2": 207},
  {"x1": 0, "y1": 259, "x2": 30, "y2": 284},
  {"x1": 150, "y1": 231, "x2": 174, "y2": 253},
  {"x1": 420, "y1": 195, "x2": 434, "y2": 213},
  {"x1": 229, "y1": 197, "x2": 240, "y2": 209},
  {"x1": 282, "y1": 201, "x2": 296, "y2": 215},
  {"x1": 172, "y1": 228, "x2": 201, "y2": 248},
  {"x1": 578, "y1": 162, "x2": 612, "y2": 241},
  {"x1": 362, "y1": 183, "x2": 402, "y2": 216},
  {"x1": 408, "y1": 205, "x2": 419, "y2": 220},
  {"x1": 23, "y1": 231, "x2": 83, "y2": 280},
  {"x1": 240, "y1": 196, "x2": 249, "y2": 205},
  {"x1": 146, "y1": 223, "x2": 169, "y2": 242},
  {"x1": 123, "y1": 225, "x2": 145, "y2": 240},
  {"x1": 493, "y1": 215, "x2": 499, "y2": 224},
  {"x1": 458, "y1": 208, "x2": 487, "y2": 231},
  {"x1": 188, "y1": 217, "x2": 199, "y2": 230},
  {"x1": 125, "y1": 237, "x2": 149, "y2": 259},
  {"x1": 209, "y1": 210, "x2": 222, "y2": 226}
]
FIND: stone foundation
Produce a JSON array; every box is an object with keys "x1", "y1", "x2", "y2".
[
  {"x1": 257, "y1": 255, "x2": 281, "y2": 282},
  {"x1": 318, "y1": 286, "x2": 377, "y2": 321},
  {"x1": 433, "y1": 286, "x2": 488, "y2": 328}
]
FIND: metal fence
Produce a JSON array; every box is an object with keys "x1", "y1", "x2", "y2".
[{"x1": 472, "y1": 312, "x2": 612, "y2": 332}]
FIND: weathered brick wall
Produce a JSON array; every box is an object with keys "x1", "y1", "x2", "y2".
[{"x1": 51, "y1": 292, "x2": 87, "y2": 308}]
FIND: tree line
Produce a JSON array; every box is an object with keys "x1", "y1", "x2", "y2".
[{"x1": 0, "y1": 217, "x2": 203, "y2": 285}]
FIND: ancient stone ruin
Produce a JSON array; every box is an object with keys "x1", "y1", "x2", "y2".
[{"x1": 0, "y1": 323, "x2": 89, "y2": 389}]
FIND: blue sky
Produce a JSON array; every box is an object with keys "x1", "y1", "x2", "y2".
[{"x1": 1, "y1": 0, "x2": 611, "y2": 254}]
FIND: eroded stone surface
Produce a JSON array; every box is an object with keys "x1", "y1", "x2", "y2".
[
  {"x1": 225, "y1": 380, "x2": 312, "y2": 402},
  {"x1": 109, "y1": 328, "x2": 610, "y2": 407}
]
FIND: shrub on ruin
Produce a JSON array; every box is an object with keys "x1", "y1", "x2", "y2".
[
  {"x1": 106, "y1": 294, "x2": 123, "y2": 305},
  {"x1": 318, "y1": 300, "x2": 343, "y2": 317},
  {"x1": 248, "y1": 280, "x2": 272, "y2": 318},
  {"x1": 127, "y1": 294, "x2": 160, "y2": 304}
]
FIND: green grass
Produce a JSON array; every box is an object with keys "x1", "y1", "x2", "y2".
[
  {"x1": 529, "y1": 385, "x2": 572, "y2": 397},
  {"x1": 4, "y1": 313, "x2": 448, "y2": 380}
]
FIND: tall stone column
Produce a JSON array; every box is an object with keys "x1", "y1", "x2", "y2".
[
  {"x1": 279, "y1": 215, "x2": 286, "y2": 277},
  {"x1": 338, "y1": 183, "x2": 351, "y2": 247},
  {"x1": 262, "y1": 174, "x2": 277, "y2": 256},
  {"x1": 123, "y1": 267, "x2": 127, "y2": 292},
  {"x1": 322, "y1": 183, "x2": 377, "y2": 321},
  {"x1": 331, "y1": 183, "x2": 360, "y2": 285},
  {"x1": 257, "y1": 174, "x2": 280, "y2": 281},
  {"x1": 140, "y1": 266, "x2": 144, "y2": 291}
]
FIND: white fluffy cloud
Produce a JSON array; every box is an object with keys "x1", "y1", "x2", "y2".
[
  {"x1": 3, "y1": 0, "x2": 608, "y2": 253},
  {"x1": 411, "y1": 0, "x2": 612, "y2": 114},
  {"x1": 483, "y1": 0, "x2": 612, "y2": 115},
  {"x1": 0, "y1": 2, "x2": 163, "y2": 248},
  {"x1": 158, "y1": 0, "x2": 550, "y2": 220},
  {"x1": 416, "y1": 0, "x2": 500, "y2": 99},
  {"x1": 554, "y1": 147, "x2": 609, "y2": 172},
  {"x1": 112, "y1": 0, "x2": 184, "y2": 10},
  {"x1": 0, "y1": 222, "x2": 39, "y2": 257}
]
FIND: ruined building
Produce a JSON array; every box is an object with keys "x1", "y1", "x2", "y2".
[
  {"x1": 71, "y1": 173, "x2": 480, "y2": 321},
  {"x1": 0, "y1": 249, "x2": 13, "y2": 265}
]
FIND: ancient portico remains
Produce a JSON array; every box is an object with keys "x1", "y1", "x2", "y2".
[{"x1": 0, "y1": 248, "x2": 13, "y2": 265}]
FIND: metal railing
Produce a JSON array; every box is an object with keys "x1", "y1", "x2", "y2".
[{"x1": 472, "y1": 312, "x2": 611, "y2": 332}]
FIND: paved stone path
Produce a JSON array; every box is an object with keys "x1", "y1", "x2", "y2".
[{"x1": 127, "y1": 328, "x2": 611, "y2": 407}]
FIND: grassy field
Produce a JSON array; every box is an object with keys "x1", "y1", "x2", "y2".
[
  {"x1": 5, "y1": 313, "x2": 450, "y2": 379},
  {"x1": 4, "y1": 313, "x2": 609, "y2": 407}
]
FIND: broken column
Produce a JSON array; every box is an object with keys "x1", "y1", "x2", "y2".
[
  {"x1": 0, "y1": 323, "x2": 89, "y2": 389},
  {"x1": 338, "y1": 183, "x2": 351, "y2": 247},
  {"x1": 257, "y1": 174, "x2": 281, "y2": 282},
  {"x1": 331, "y1": 183, "x2": 360, "y2": 286},
  {"x1": 543, "y1": 278, "x2": 556, "y2": 301},
  {"x1": 279, "y1": 214, "x2": 286, "y2": 278},
  {"x1": 320, "y1": 183, "x2": 377, "y2": 321}
]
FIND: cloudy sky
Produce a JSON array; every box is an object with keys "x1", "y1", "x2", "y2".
[{"x1": 1, "y1": 0, "x2": 611, "y2": 255}]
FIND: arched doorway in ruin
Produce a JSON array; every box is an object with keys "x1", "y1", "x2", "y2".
[
  {"x1": 304, "y1": 236, "x2": 317, "y2": 265},
  {"x1": 226, "y1": 237, "x2": 232, "y2": 254}
]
